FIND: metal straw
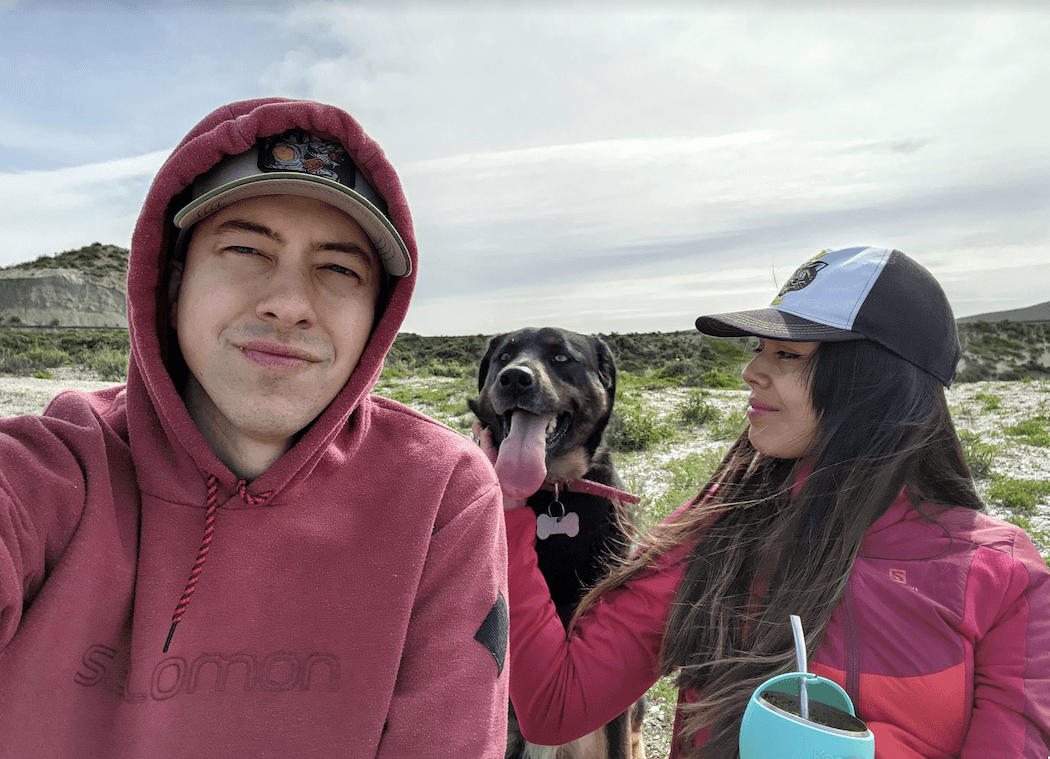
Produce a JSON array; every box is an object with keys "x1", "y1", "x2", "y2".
[{"x1": 790, "y1": 614, "x2": 810, "y2": 721}]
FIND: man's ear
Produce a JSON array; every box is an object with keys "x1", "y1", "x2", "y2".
[{"x1": 167, "y1": 260, "x2": 184, "y2": 329}]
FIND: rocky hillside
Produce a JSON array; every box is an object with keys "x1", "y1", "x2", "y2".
[{"x1": 0, "y1": 244, "x2": 128, "y2": 328}]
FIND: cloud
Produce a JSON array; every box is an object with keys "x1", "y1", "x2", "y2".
[
  {"x1": 0, "y1": 150, "x2": 167, "y2": 263},
  {"x1": 2, "y1": 3, "x2": 1048, "y2": 334}
]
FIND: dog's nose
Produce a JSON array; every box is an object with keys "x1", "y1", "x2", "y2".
[{"x1": 499, "y1": 366, "x2": 534, "y2": 389}]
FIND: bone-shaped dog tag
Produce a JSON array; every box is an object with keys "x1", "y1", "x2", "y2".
[{"x1": 536, "y1": 511, "x2": 580, "y2": 540}]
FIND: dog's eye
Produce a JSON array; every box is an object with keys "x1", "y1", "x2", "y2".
[
  {"x1": 553, "y1": 354, "x2": 570, "y2": 363},
  {"x1": 498, "y1": 352, "x2": 511, "y2": 362}
]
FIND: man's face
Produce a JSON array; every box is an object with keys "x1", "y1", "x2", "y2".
[{"x1": 171, "y1": 194, "x2": 381, "y2": 466}]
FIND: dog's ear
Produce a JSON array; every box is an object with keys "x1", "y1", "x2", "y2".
[
  {"x1": 476, "y1": 335, "x2": 501, "y2": 392},
  {"x1": 593, "y1": 336, "x2": 616, "y2": 396}
]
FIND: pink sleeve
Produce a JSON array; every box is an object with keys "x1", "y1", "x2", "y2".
[
  {"x1": 960, "y1": 532, "x2": 1050, "y2": 758},
  {"x1": 505, "y1": 508, "x2": 689, "y2": 746}
]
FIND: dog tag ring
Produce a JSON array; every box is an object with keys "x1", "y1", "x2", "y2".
[{"x1": 537, "y1": 485, "x2": 580, "y2": 539}]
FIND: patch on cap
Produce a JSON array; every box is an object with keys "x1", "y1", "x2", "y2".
[
  {"x1": 258, "y1": 130, "x2": 359, "y2": 190},
  {"x1": 772, "y1": 253, "x2": 829, "y2": 304}
]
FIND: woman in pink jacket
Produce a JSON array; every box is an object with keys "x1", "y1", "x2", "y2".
[{"x1": 485, "y1": 246, "x2": 1050, "y2": 758}]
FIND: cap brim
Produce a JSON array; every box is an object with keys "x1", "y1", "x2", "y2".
[
  {"x1": 173, "y1": 173, "x2": 413, "y2": 278},
  {"x1": 695, "y1": 308, "x2": 865, "y2": 342}
]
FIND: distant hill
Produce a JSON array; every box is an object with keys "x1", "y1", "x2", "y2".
[
  {"x1": 0, "y1": 243, "x2": 128, "y2": 328},
  {"x1": 6, "y1": 243, "x2": 129, "y2": 281},
  {"x1": 958, "y1": 301, "x2": 1050, "y2": 324}
]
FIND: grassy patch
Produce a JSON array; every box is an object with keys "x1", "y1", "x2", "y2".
[
  {"x1": 1004, "y1": 418, "x2": 1050, "y2": 447},
  {"x1": 1004, "y1": 515, "x2": 1050, "y2": 558},
  {"x1": 973, "y1": 392, "x2": 1002, "y2": 411},
  {"x1": 645, "y1": 449, "x2": 727, "y2": 524},
  {"x1": 618, "y1": 370, "x2": 680, "y2": 393},
  {"x1": 987, "y1": 477, "x2": 1050, "y2": 515}
]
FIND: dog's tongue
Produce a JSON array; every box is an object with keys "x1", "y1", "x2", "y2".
[{"x1": 495, "y1": 411, "x2": 551, "y2": 499}]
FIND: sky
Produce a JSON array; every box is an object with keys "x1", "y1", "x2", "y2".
[{"x1": 0, "y1": 0, "x2": 1047, "y2": 336}]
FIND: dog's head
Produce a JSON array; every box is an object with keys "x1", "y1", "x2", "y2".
[{"x1": 469, "y1": 327, "x2": 615, "y2": 491}]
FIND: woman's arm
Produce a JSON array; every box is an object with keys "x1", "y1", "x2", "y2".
[{"x1": 506, "y1": 507, "x2": 690, "y2": 745}]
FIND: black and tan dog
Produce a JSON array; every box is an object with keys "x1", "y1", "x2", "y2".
[{"x1": 469, "y1": 327, "x2": 646, "y2": 759}]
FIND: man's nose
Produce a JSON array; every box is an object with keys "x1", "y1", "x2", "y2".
[{"x1": 256, "y1": 266, "x2": 316, "y2": 328}]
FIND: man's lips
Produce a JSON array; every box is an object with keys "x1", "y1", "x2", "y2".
[{"x1": 238, "y1": 341, "x2": 320, "y2": 370}]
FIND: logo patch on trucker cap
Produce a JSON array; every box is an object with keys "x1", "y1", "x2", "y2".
[
  {"x1": 771, "y1": 251, "x2": 829, "y2": 305},
  {"x1": 259, "y1": 130, "x2": 358, "y2": 188}
]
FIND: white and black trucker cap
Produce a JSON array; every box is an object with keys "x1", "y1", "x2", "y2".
[
  {"x1": 695, "y1": 246, "x2": 961, "y2": 386},
  {"x1": 173, "y1": 129, "x2": 412, "y2": 277}
]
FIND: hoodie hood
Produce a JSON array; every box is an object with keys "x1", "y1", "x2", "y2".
[
  {"x1": 125, "y1": 98, "x2": 419, "y2": 651},
  {"x1": 127, "y1": 98, "x2": 416, "y2": 491}
]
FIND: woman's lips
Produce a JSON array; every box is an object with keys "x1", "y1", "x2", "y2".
[{"x1": 747, "y1": 400, "x2": 777, "y2": 419}]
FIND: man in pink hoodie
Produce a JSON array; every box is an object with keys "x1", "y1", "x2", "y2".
[{"x1": 0, "y1": 98, "x2": 509, "y2": 757}]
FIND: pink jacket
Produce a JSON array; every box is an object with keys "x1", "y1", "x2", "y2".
[
  {"x1": 0, "y1": 99, "x2": 508, "y2": 757},
  {"x1": 507, "y1": 491, "x2": 1050, "y2": 757}
]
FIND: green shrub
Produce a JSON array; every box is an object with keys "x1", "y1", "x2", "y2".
[
  {"x1": 32, "y1": 370, "x2": 54, "y2": 379},
  {"x1": 0, "y1": 346, "x2": 71, "y2": 375},
  {"x1": 710, "y1": 407, "x2": 748, "y2": 441},
  {"x1": 86, "y1": 348, "x2": 129, "y2": 381},
  {"x1": 606, "y1": 396, "x2": 676, "y2": 452},
  {"x1": 674, "y1": 391, "x2": 722, "y2": 427},
  {"x1": 702, "y1": 369, "x2": 745, "y2": 390},
  {"x1": 26, "y1": 347, "x2": 71, "y2": 368},
  {"x1": 957, "y1": 430, "x2": 999, "y2": 480}
]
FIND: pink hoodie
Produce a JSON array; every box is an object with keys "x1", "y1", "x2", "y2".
[{"x1": 0, "y1": 99, "x2": 508, "y2": 757}]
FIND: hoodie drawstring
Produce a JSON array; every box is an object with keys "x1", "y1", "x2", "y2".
[
  {"x1": 163, "y1": 475, "x2": 275, "y2": 652},
  {"x1": 164, "y1": 474, "x2": 219, "y2": 653}
]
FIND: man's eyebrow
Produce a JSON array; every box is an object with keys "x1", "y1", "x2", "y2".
[{"x1": 214, "y1": 218, "x2": 282, "y2": 242}]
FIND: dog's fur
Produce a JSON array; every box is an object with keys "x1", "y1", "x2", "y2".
[{"x1": 469, "y1": 327, "x2": 646, "y2": 759}]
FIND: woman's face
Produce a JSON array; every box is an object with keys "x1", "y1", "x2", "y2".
[{"x1": 741, "y1": 339, "x2": 820, "y2": 459}]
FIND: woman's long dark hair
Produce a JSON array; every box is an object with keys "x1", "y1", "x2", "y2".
[{"x1": 572, "y1": 339, "x2": 983, "y2": 758}]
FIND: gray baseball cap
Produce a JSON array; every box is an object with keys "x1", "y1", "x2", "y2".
[{"x1": 173, "y1": 129, "x2": 412, "y2": 277}]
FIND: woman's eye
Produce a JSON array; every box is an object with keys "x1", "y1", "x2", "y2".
[
  {"x1": 229, "y1": 245, "x2": 261, "y2": 256},
  {"x1": 776, "y1": 351, "x2": 801, "y2": 360}
]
